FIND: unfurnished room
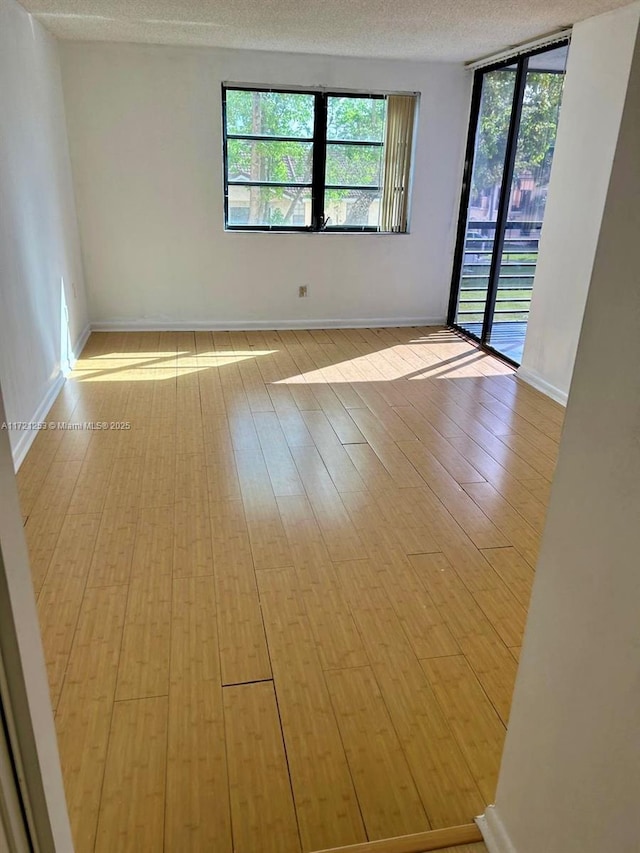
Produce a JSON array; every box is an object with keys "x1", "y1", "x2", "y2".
[{"x1": 0, "y1": 0, "x2": 639, "y2": 851}]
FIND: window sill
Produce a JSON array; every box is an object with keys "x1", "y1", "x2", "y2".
[{"x1": 223, "y1": 228, "x2": 410, "y2": 236}]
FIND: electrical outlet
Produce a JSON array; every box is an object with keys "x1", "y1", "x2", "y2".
[{"x1": 298, "y1": 285, "x2": 308, "y2": 298}]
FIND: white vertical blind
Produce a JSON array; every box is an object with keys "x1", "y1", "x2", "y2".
[{"x1": 380, "y1": 94, "x2": 417, "y2": 233}]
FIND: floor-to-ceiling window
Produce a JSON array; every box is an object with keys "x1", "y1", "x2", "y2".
[{"x1": 448, "y1": 42, "x2": 569, "y2": 364}]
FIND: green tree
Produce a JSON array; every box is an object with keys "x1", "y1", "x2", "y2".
[
  {"x1": 514, "y1": 72, "x2": 564, "y2": 188},
  {"x1": 471, "y1": 70, "x2": 564, "y2": 220},
  {"x1": 325, "y1": 96, "x2": 385, "y2": 225},
  {"x1": 226, "y1": 90, "x2": 315, "y2": 224}
]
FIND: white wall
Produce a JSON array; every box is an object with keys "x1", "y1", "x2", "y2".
[
  {"x1": 0, "y1": 0, "x2": 89, "y2": 467},
  {"x1": 518, "y1": 2, "x2": 640, "y2": 404},
  {"x1": 483, "y1": 17, "x2": 640, "y2": 853},
  {"x1": 58, "y1": 42, "x2": 471, "y2": 329}
]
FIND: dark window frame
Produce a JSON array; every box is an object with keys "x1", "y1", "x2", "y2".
[{"x1": 222, "y1": 85, "x2": 386, "y2": 233}]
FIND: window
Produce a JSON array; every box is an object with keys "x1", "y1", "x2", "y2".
[{"x1": 222, "y1": 86, "x2": 417, "y2": 233}]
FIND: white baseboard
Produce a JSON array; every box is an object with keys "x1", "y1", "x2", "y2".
[
  {"x1": 476, "y1": 807, "x2": 518, "y2": 853},
  {"x1": 67, "y1": 323, "x2": 91, "y2": 373},
  {"x1": 90, "y1": 317, "x2": 445, "y2": 332},
  {"x1": 12, "y1": 373, "x2": 66, "y2": 471},
  {"x1": 516, "y1": 365, "x2": 568, "y2": 406},
  {"x1": 13, "y1": 323, "x2": 91, "y2": 471}
]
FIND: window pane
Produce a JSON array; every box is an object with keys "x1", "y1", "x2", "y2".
[
  {"x1": 325, "y1": 143, "x2": 383, "y2": 188},
  {"x1": 227, "y1": 185, "x2": 312, "y2": 227},
  {"x1": 225, "y1": 90, "x2": 315, "y2": 138},
  {"x1": 327, "y1": 96, "x2": 386, "y2": 142},
  {"x1": 488, "y1": 52, "x2": 567, "y2": 362},
  {"x1": 324, "y1": 188, "x2": 381, "y2": 228},
  {"x1": 227, "y1": 139, "x2": 313, "y2": 185},
  {"x1": 453, "y1": 65, "x2": 517, "y2": 339}
]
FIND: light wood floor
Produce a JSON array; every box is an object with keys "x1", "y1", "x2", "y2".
[
  {"x1": 18, "y1": 327, "x2": 562, "y2": 852},
  {"x1": 438, "y1": 847, "x2": 486, "y2": 853}
]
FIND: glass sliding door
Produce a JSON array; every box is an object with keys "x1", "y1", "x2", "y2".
[
  {"x1": 450, "y1": 64, "x2": 517, "y2": 339},
  {"x1": 448, "y1": 42, "x2": 569, "y2": 364}
]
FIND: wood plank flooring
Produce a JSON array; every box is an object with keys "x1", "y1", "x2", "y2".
[{"x1": 17, "y1": 327, "x2": 563, "y2": 852}]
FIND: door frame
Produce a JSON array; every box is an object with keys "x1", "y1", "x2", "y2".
[
  {"x1": 0, "y1": 386, "x2": 73, "y2": 852},
  {"x1": 0, "y1": 655, "x2": 32, "y2": 853},
  {"x1": 447, "y1": 40, "x2": 570, "y2": 366}
]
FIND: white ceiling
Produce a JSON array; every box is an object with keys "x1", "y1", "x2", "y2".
[{"x1": 20, "y1": 0, "x2": 634, "y2": 62}]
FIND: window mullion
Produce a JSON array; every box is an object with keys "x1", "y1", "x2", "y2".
[
  {"x1": 311, "y1": 93, "x2": 328, "y2": 231},
  {"x1": 222, "y1": 86, "x2": 230, "y2": 230}
]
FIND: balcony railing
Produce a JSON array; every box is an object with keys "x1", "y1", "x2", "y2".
[{"x1": 456, "y1": 220, "x2": 542, "y2": 325}]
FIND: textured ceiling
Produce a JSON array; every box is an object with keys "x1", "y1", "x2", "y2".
[{"x1": 20, "y1": 0, "x2": 634, "y2": 62}]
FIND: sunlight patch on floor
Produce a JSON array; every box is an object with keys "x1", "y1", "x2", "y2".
[{"x1": 71, "y1": 350, "x2": 277, "y2": 381}]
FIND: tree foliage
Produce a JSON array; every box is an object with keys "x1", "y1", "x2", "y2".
[
  {"x1": 471, "y1": 69, "x2": 564, "y2": 219},
  {"x1": 514, "y1": 72, "x2": 564, "y2": 184}
]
